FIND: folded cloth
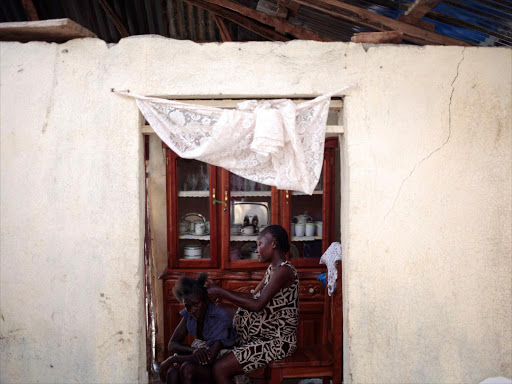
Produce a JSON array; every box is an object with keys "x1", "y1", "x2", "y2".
[
  {"x1": 249, "y1": 102, "x2": 286, "y2": 156},
  {"x1": 319, "y1": 242, "x2": 342, "y2": 296}
]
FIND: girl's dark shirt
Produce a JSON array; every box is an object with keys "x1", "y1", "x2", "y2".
[{"x1": 179, "y1": 302, "x2": 237, "y2": 347}]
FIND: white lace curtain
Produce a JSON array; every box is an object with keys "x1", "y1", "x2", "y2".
[{"x1": 116, "y1": 85, "x2": 353, "y2": 194}]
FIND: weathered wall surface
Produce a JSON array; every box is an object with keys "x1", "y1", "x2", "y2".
[
  {"x1": 0, "y1": 37, "x2": 510, "y2": 383},
  {"x1": 342, "y1": 46, "x2": 512, "y2": 384}
]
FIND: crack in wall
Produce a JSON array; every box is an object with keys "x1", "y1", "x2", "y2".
[
  {"x1": 382, "y1": 47, "x2": 466, "y2": 223},
  {"x1": 42, "y1": 47, "x2": 61, "y2": 134}
]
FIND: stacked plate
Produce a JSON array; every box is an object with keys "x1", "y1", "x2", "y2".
[{"x1": 183, "y1": 245, "x2": 202, "y2": 259}]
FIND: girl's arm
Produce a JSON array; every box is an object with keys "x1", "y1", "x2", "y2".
[
  {"x1": 168, "y1": 318, "x2": 195, "y2": 355},
  {"x1": 163, "y1": 340, "x2": 224, "y2": 367},
  {"x1": 207, "y1": 266, "x2": 294, "y2": 312}
]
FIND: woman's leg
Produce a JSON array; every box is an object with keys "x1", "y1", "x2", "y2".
[
  {"x1": 179, "y1": 361, "x2": 213, "y2": 384},
  {"x1": 212, "y1": 352, "x2": 245, "y2": 384}
]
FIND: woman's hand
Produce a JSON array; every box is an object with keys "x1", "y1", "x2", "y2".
[
  {"x1": 206, "y1": 285, "x2": 222, "y2": 302},
  {"x1": 193, "y1": 347, "x2": 210, "y2": 365}
]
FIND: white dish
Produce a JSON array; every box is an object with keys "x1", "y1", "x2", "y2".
[
  {"x1": 184, "y1": 230, "x2": 209, "y2": 236},
  {"x1": 183, "y1": 245, "x2": 202, "y2": 258},
  {"x1": 182, "y1": 254, "x2": 202, "y2": 259}
]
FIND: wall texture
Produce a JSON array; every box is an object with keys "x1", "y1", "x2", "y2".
[{"x1": 0, "y1": 37, "x2": 510, "y2": 384}]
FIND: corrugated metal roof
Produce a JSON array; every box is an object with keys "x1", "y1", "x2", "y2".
[{"x1": 1, "y1": 0, "x2": 510, "y2": 46}]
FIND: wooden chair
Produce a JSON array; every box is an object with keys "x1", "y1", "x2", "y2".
[{"x1": 265, "y1": 261, "x2": 343, "y2": 384}]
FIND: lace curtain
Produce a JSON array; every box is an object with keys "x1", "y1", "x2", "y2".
[{"x1": 116, "y1": 85, "x2": 353, "y2": 194}]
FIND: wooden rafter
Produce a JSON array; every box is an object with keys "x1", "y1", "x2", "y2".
[
  {"x1": 98, "y1": 0, "x2": 130, "y2": 38},
  {"x1": 199, "y1": 0, "x2": 332, "y2": 41},
  {"x1": 405, "y1": 0, "x2": 441, "y2": 19},
  {"x1": 0, "y1": 19, "x2": 97, "y2": 42},
  {"x1": 21, "y1": 0, "x2": 39, "y2": 21},
  {"x1": 293, "y1": 0, "x2": 471, "y2": 46},
  {"x1": 351, "y1": 31, "x2": 403, "y2": 44},
  {"x1": 184, "y1": 0, "x2": 289, "y2": 41},
  {"x1": 276, "y1": 0, "x2": 301, "y2": 19},
  {"x1": 398, "y1": 0, "x2": 440, "y2": 30},
  {"x1": 213, "y1": 15, "x2": 233, "y2": 41}
]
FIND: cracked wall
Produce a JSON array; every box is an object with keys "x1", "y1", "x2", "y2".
[
  {"x1": 0, "y1": 38, "x2": 510, "y2": 384},
  {"x1": 343, "y1": 46, "x2": 512, "y2": 383}
]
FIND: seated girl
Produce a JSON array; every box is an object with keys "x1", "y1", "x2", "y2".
[{"x1": 159, "y1": 273, "x2": 237, "y2": 384}]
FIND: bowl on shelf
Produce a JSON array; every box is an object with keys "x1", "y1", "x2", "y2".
[
  {"x1": 249, "y1": 252, "x2": 260, "y2": 260},
  {"x1": 183, "y1": 245, "x2": 202, "y2": 259}
]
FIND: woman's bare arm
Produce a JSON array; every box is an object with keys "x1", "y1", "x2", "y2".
[
  {"x1": 207, "y1": 266, "x2": 294, "y2": 312},
  {"x1": 252, "y1": 278, "x2": 265, "y2": 295}
]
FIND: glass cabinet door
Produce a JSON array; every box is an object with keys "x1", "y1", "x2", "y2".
[
  {"x1": 281, "y1": 138, "x2": 337, "y2": 267},
  {"x1": 166, "y1": 149, "x2": 218, "y2": 269},
  {"x1": 219, "y1": 169, "x2": 279, "y2": 269}
]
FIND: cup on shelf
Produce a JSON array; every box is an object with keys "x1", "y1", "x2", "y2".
[
  {"x1": 295, "y1": 223, "x2": 305, "y2": 237},
  {"x1": 179, "y1": 221, "x2": 189, "y2": 234},
  {"x1": 305, "y1": 223, "x2": 316, "y2": 237},
  {"x1": 195, "y1": 222, "x2": 206, "y2": 235},
  {"x1": 316, "y1": 221, "x2": 323, "y2": 236},
  {"x1": 205, "y1": 221, "x2": 210, "y2": 233},
  {"x1": 241, "y1": 226, "x2": 255, "y2": 235},
  {"x1": 230, "y1": 225, "x2": 242, "y2": 235}
]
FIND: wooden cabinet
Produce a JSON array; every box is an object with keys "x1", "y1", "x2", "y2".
[{"x1": 162, "y1": 138, "x2": 339, "y2": 355}]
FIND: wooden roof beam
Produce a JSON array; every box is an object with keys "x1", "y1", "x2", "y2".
[
  {"x1": 99, "y1": 0, "x2": 130, "y2": 38},
  {"x1": 397, "y1": 0, "x2": 440, "y2": 31},
  {"x1": 184, "y1": 0, "x2": 289, "y2": 41},
  {"x1": 213, "y1": 15, "x2": 233, "y2": 41},
  {"x1": 203, "y1": 0, "x2": 332, "y2": 41},
  {"x1": 276, "y1": 0, "x2": 301, "y2": 19},
  {"x1": 404, "y1": 0, "x2": 441, "y2": 19},
  {"x1": 351, "y1": 31, "x2": 403, "y2": 44},
  {"x1": 293, "y1": 0, "x2": 471, "y2": 46},
  {"x1": 21, "y1": 0, "x2": 39, "y2": 21}
]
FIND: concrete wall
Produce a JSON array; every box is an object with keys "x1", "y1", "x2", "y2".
[
  {"x1": 342, "y1": 46, "x2": 512, "y2": 383},
  {"x1": 0, "y1": 37, "x2": 510, "y2": 383}
]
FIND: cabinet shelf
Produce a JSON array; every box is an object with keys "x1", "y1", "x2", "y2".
[
  {"x1": 179, "y1": 234, "x2": 210, "y2": 240},
  {"x1": 230, "y1": 235, "x2": 259, "y2": 241},
  {"x1": 292, "y1": 190, "x2": 323, "y2": 196},
  {"x1": 230, "y1": 191, "x2": 271, "y2": 197},
  {"x1": 292, "y1": 236, "x2": 323, "y2": 241},
  {"x1": 178, "y1": 191, "x2": 209, "y2": 197}
]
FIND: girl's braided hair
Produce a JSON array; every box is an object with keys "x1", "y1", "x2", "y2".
[{"x1": 173, "y1": 273, "x2": 208, "y2": 303}]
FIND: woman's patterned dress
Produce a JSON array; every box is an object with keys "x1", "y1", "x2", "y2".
[{"x1": 232, "y1": 261, "x2": 299, "y2": 373}]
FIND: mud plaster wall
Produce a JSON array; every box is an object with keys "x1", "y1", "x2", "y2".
[{"x1": 0, "y1": 37, "x2": 510, "y2": 384}]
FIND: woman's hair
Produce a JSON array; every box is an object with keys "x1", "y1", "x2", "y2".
[
  {"x1": 260, "y1": 225, "x2": 290, "y2": 253},
  {"x1": 173, "y1": 273, "x2": 208, "y2": 303}
]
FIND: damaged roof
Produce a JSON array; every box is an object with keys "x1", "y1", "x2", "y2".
[{"x1": 0, "y1": 0, "x2": 510, "y2": 47}]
